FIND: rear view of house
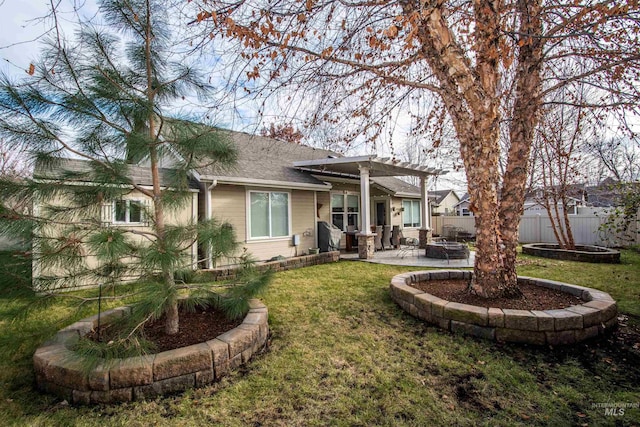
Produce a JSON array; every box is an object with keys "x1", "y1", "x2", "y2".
[{"x1": 31, "y1": 128, "x2": 443, "y2": 287}]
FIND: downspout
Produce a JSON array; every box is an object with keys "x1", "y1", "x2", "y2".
[
  {"x1": 314, "y1": 191, "x2": 319, "y2": 249},
  {"x1": 206, "y1": 180, "x2": 217, "y2": 269}
]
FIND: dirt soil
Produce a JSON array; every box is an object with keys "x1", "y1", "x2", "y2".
[
  {"x1": 412, "y1": 279, "x2": 583, "y2": 310},
  {"x1": 143, "y1": 306, "x2": 244, "y2": 352},
  {"x1": 411, "y1": 279, "x2": 640, "y2": 419}
]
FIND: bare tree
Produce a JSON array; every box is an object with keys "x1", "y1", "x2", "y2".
[
  {"x1": 190, "y1": 0, "x2": 639, "y2": 298},
  {"x1": 0, "y1": 139, "x2": 28, "y2": 178},
  {"x1": 529, "y1": 86, "x2": 597, "y2": 249},
  {"x1": 588, "y1": 136, "x2": 640, "y2": 183},
  {"x1": 260, "y1": 122, "x2": 304, "y2": 144}
]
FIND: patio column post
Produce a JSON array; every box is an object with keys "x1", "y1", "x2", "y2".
[
  {"x1": 419, "y1": 175, "x2": 432, "y2": 249},
  {"x1": 357, "y1": 165, "x2": 375, "y2": 259}
]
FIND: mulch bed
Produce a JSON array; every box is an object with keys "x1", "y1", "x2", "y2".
[
  {"x1": 144, "y1": 306, "x2": 244, "y2": 352},
  {"x1": 88, "y1": 306, "x2": 243, "y2": 353},
  {"x1": 411, "y1": 279, "x2": 583, "y2": 311}
]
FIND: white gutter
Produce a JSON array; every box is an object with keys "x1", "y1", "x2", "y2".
[
  {"x1": 394, "y1": 192, "x2": 422, "y2": 198},
  {"x1": 294, "y1": 155, "x2": 376, "y2": 167},
  {"x1": 199, "y1": 176, "x2": 332, "y2": 191},
  {"x1": 32, "y1": 179, "x2": 199, "y2": 192},
  {"x1": 293, "y1": 155, "x2": 444, "y2": 176}
]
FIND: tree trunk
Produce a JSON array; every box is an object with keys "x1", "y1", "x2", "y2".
[
  {"x1": 546, "y1": 200, "x2": 568, "y2": 248},
  {"x1": 163, "y1": 271, "x2": 179, "y2": 335},
  {"x1": 463, "y1": 127, "x2": 519, "y2": 298},
  {"x1": 142, "y1": 0, "x2": 179, "y2": 335},
  {"x1": 498, "y1": 0, "x2": 544, "y2": 292},
  {"x1": 561, "y1": 194, "x2": 576, "y2": 249},
  {"x1": 400, "y1": 0, "x2": 521, "y2": 298}
]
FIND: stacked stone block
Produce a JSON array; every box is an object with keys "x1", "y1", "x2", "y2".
[
  {"x1": 34, "y1": 299, "x2": 269, "y2": 404},
  {"x1": 390, "y1": 270, "x2": 617, "y2": 346},
  {"x1": 202, "y1": 251, "x2": 340, "y2": 281},
  {"x1": 522, "y1": 244, "x2": 620, "y2": 263}
]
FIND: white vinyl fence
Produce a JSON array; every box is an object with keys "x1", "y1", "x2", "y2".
[{"x1": 432, "y1": 210, "x2": 639, "y2": 247}]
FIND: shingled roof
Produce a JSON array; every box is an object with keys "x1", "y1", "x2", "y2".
[
  {"x1": 372, "y1": 176, "x2": 421, "y2": 197},
  {"x1": 430, "y1": 189, "x2": 458, "y2": 205},
  {"x1": 33, "y1": 128, "x2": 437, "y2": 196},
  {"x1": 33, "y1": 158, "x2": 199, "y2": 189},
  {"x1": 196, "y1": 130, "x2": 425, "y2": 194},
  {"x1": 194, "y1": 130, "x2": 335, "y2": 188}
]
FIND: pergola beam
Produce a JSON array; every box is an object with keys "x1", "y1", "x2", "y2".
[{"x1": 293, "y1": 156, "x2": 444, "y2": 178}]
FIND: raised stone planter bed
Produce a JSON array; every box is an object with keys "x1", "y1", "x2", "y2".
[
  {"x1": 390, "y1": 270, "x2": 617, "y2": 345},
  {"x1": 201, "y1": 250, "x2": 340, "y2": 281},
  {"x1": 522, "y1": 243, "x2": 620, "y2": 263},
  {"x1": 33, "y1": 299, "x2": 269, "y2": 404}
]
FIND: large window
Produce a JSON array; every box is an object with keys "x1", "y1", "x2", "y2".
[
  {"x1": 331, "y1": 193, "x2": 359, "y2": 231},
  {"x1": 402, "y1": 199, "x2": 421, "y2": 228},
  {"x1": 114, "y1": 199, "x2": 143, "y2": 224},
  {"x1": 249, "y1": 191, "x2": 290, "y2": 239}
]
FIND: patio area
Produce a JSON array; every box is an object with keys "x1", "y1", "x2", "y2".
[{"x1": 340, "y1": 247, "x2": 475, "y2": 268}]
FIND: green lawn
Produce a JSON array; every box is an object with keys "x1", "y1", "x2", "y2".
[{"x1": 0, "y1": 251, "x2": 639, "y2": 426}]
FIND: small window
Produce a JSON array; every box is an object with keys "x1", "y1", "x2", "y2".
[
  {"x1": 402, "y1": 200, "x2": 421, "y2": 228},
  {"x1": 114, "y1": 200, "x2": 144, "y2": 224},
  {"x1": 331, "y1": 192, "x2": 359, "y2": 231},
  {"x1": 249, "y1": 191, "x2": 290, "y2": 239}
]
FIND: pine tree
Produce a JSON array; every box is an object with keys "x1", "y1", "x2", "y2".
[{"x1": 0, "y1": 0, "x2": 269, "y2": 339}]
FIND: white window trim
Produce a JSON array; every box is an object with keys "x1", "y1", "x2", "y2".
[
  {"x1": 112, "y1": 199, "x2": 145, "y2": 225},
  {"x1": 246, "y1": 190, "x2": 292, "y2": 240},
  {"x1": 402, "y1": 199, "x2": 422, "y2": 228},
  {"x1": 330, "y1": 191, "x2": 360, "y2": 231}
]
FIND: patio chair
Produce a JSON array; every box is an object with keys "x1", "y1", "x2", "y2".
[
  {"x1": 382, "y1": 225, "x2": 392, "y2": 249},
  {"x1": 397, "y1": 237, "x2": 419, "y2": 258},
  {"x1": 391, "y1": 226, "x2": 402, "y2": 248},
  {"x1": 374, "y1": 225, "x2": 383, "y2": 251}
]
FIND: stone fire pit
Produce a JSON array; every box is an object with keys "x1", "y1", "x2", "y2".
[{"x1": 425, "y1": 242, "x2": 470, "y2": 260}]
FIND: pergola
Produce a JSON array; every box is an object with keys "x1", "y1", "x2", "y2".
[{"x1": 294, "y1": 156, "x2": 444, "y2": 258}]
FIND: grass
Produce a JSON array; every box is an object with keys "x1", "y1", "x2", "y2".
[{"x1": 0, "y1": 250, "x2": 639, "y2": 426}]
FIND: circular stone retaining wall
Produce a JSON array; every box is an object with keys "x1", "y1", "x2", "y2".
[
  {"x1": 33, "y1": 299, "x2": 269, "y2": 404},
  {"x1": 390, "y1": 270, "x2": 617, "y2": 346},
  {"x1": 522, "y1": 243, "x2": 620, "y2": 263}
]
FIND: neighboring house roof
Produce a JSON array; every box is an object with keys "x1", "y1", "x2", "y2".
[
  {"x1": 453, "y1": 193, "x2": 470, "y2": 208},
  {"x1": 33, "y1": 158, "x2": 199, "y2": 190},
  {"x1": 584, "y1": 179, "x2": 620, "y2": 207},
  {"x1": 524, "y1": 196, "x2": 582, "y2": 206},
  {"x1": 430, "y1": 189, "x2": 459, "y2": 205}
]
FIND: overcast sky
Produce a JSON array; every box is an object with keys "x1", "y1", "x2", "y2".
[
  {"x1": 0, "y1": 0, "x2": 50, "y2": 76},
  {"x1": 0, "y1": 0, "x2": 468, "y2": 191}
]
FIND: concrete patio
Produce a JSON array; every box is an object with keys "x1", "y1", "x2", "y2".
[{"x1": 340, "y1": 248, "x2": 475, "y2": 268}]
